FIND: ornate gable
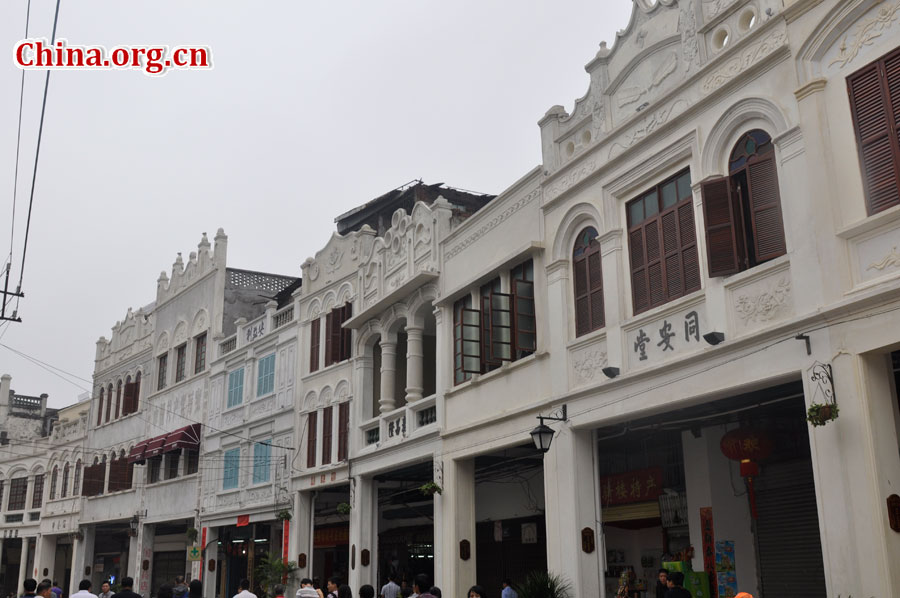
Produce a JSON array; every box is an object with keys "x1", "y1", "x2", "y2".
[{"x1": 301, "y1": 226, "x2": 376, "y2": 295}]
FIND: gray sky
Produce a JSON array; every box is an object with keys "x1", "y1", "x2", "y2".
[{"x1": 1, "y1": 0, "x2": 632, "y2": 408}]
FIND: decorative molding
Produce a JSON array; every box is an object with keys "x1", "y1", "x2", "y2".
[
  {"x1": 794, "y1": 77, "x2": 828, "y2": 101},
  {"x1": 734, "y1": 276, "x2": 792, "y2": 324},
  {"x1": 680, "y1": 0, "x2": 702, "y2": 73},
  {"x1": 608, "y1": 98, "x2": 692, "y2": 159},
  {"x1": 703, "y1": 0, "x2": 738, "y2": 20},
  {"x1": 572, "y1": 349, "x2": 608, "y2": 383},
  {"x1": 324, "y1": 246, "x2": 343, "y2": 275},
  {"x1": 617, "y1": 51, "x2": 678, "y2": 108},
  {"x1": 828, "y1": 1, "x2": 900, "y2": 68},
  {"x1": 701, "y1": 24, "x2": 788, "y2": 94},
  {"x1": 866, "y1": 246, "x2": 900, "y2": 272},
  {"x1": 445, "y1": 187, "x2": 541, "y2": 260}
]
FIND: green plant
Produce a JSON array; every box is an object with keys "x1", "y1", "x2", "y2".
[
  {"x1": 419, "y1": 481, "x2": 443, "y2": 496},
  {"x1": 186, "y1": 527, "x2": 199, "y2": 542},
  {"x1": 277, "y1": 509, "x2": 293, "y2": 521},
  {"x1": 336, "y1": 502, "x2": 352, "y2": 515},
  {"x1": 255, "y1": 551, "x2": 298, "y2": 598},
  {"x1": 807, "y1": 402, "x2": 839, "y2": 427},
  {"x1": 513, "y1": 571, "x2": 572, "y2": 598}
]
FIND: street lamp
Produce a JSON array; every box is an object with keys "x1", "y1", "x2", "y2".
[
  {"x1": 530, "y1": 405, "x2": 568, "y2": 453},
  {"x1": 129, "y1": 515, "x2": 139, "y2": 537}
]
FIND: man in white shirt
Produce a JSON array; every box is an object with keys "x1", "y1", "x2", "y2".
[
  {"x1": 70, "y1": 580, "x2": 99, "y2": 598},
  {"x1": 379, "y1": 576, "x2": 400, "y2": 598},
  {"x1": 232, "y1": 579, "x2": 257, "y2": 598}
]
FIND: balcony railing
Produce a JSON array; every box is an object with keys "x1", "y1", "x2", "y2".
[
  {"x1": 219, "y1": 336, "x2": 237, "y2": 356},
  {"x1": 273, "y1": 305, "x2": 295, "y2": 329}
]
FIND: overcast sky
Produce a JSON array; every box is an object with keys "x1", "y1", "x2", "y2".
[{"x1": 0, "y1": 0, "x2": 632, "y2": 408}]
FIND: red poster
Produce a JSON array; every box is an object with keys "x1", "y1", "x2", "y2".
[
  {"x1": 282, "y1": 520, "x2": 290, "y2": 560},
  {"x1": 599, "y1": 467, "x2": 663, "y2": 506},
  {"x1": 237, "y1": 514, "x2": 250, "y2": 527},
  {"x1": 700, "y1": 507, "x2": 717, "y2": 598},
  {"x1": 199, "y1": 527, "x2": 207, "y2": 581}
]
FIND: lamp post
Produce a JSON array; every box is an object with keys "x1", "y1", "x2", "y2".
[{"x1": 530, "y1": 405, "x2": 568, "y2": 453}]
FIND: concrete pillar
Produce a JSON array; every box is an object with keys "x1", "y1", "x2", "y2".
[
  {"x1": 379, "y1": 334, "x2": 397, "y2": 414},
  {"x1": 136, "y1": 524, "x2": 155, "y2": 597},
  {"x1": 200, "y1": 527, "x2": 218, "y2": 598},
  {"x1": 70, "y1": 529, "x2": 94, "y2": 592},
  {"x1": 348, "y1": 475, "x2": 377, "y2": 591},
  {"x1": 543, "y1": 427, "x2": 601, "y2": 598},
  {"x1": 294, "y1": 491, "x2": 314, "y2": 582},
  {"x1": 405, "y1": 325, "x2": 424, "y2": 403},
  {"x1": 128, "y1": 529, "x2": 140, "y2": 581},
  {"x1": 0, "y1": 373, "x2": 11, "y2": 422},
  {"x1": 432, "y1": 308, "x2": 445, "y2": 396},
  {"x1": 431, "y1": 456, "x2": 444, "y2": 587},
  {"x1": 35, "y1": 534, "x2": 57, "y2": 580},
  {"x1": 440, "y1": 457, "x2": 475, "y2": 598},
  {"x1": 18, "y1": 537, "x2": 31, "y2": 591}
]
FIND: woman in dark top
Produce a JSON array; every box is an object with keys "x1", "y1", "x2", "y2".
[
  {"x1": 655, "y1": 569, "x2": 669, "y2": 598},
  {"x1": 664, "y1": 572, "x2": 692, "y2": 598}
]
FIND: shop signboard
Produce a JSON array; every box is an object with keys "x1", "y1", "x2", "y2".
[
  {"x1": 187, "y1": 546, "x2": 202, "y2": 562},
  {"x1": 600, "y1": 467, "x2": 663, "y2": 506},
  {"x1": 314, "y1": 525, "x2": 349, "y2": 547},
  {"x1": 699, "y1": 507, "x2": 717, "y2": 598}
]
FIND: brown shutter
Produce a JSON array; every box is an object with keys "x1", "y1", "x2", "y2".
[
  {"x1": 330, "y1": 309, "x2": 342, "y2": 365},
  {"x1": 321, "y1": 406, "x2": 333, "y2": 465},
  {"x1": 97, "y1": 391, "x2": 104, "y2": 426},
  {"x1": 645, "y1": 219, "x2": 664, "y2": 307},
  {"x1": 122, "y1": 383, "x2": 135, "y2": 416},
  {"x1": 125, "y1": 460, "x2": 134, "y2": 490},
  {"x1": 702, "y1": 176, "x2": 742, "y2": 277},
  {"x1": 848, "y1": 55, "x2": 900, "y2": 214},
  {"x1": 309, "y1": 318, "x2": 320, "y2": 372},
  {"x1": 573, "y1": 255, "x2": 590, "y2": 336},
  {"x1": 661, "y1": 209, "x2": 683, "y2": 299},
  {"x1": 337, "y1": 402, "x2": 349, "y2": 462},
  {"x1": 746, "y1": 154, "x2": 786, "y2": 262},
  {"x1": 679, "y1": 203, "x2": 701, "y2": 292},
  {"x1": 587, "y1": 250, "x2": 605, "y2": 330},
  {"x1": 306, "y1": 411, "x2": 317, "y2": 468},
  {"x1": 341, "y1": 304, "x2": 353, "y2": 361},
  {"x1": 324, "y1": 311, "x2": 334, "y2": 367},
  {"x1": 629, "y1": 228, "x2": 648, "y2": 313}
]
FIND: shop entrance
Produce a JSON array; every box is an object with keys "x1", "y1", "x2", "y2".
[
  {"x1": 595, "y1": 381, "x2": 825, "y2": 598},
  {"x1": 216, "y1": 522, "x2": 279, "y2": 598},
  {"x1": 0, "y1": 538, "x2": 24, "y2": 598},
  {"x1": 473, "y1": 444, "x2": 546, "y2": 592},
  {"x1": 311, "y1": 485, "x2": 350, "y2": 586}
]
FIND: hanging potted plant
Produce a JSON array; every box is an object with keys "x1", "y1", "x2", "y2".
[
  {"x1": 186, "y1": 527, "x2": 199, "y2": 542},
  {"x1": 807, "y1": 402, "x2": 839, "y2": 427},
  {"x1": 419, "y1": 481, "x2": 443, "y2": 496},
  {"x1": 336, "y1": 502, "x2": 352, "y2": 515},
  {"x1": 276, "y1": 509, "x2": 293, "y2": 522}
]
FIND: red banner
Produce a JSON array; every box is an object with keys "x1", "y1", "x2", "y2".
[
  {"x1": 237, "y1": 514, "x2": 250, "y2": 527},
  {"x1": 700, "y1": 507, "x2": 717, "y2": 598},
  {"x1": 314, "y1": 525, "x2": 349, "y2": 547},
  {"x1": 600, "y1": 467, "x2": 663, "y2": 506},
  {"x1": 282, "y1": 520, "x2": 290, "y2": 560},
  {"x1": 200, "y1": 527, "x2": 207, "y2": 581}
]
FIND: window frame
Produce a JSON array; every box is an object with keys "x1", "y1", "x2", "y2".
[
  {"x1": 194, "y1": 332, "x2": 207, "y2": 374},
  {"x1": 309, "y1": 318, "x2": 321, "y2": 373},
  {"x1": 8, "y1": 477, "x2": 28, "y2": 511},
  {"x1": 31, "y1": 473, "x2": 44, "y2": 509},
  {"x1": 573, "y1": 228, "x2": 605, "y2": 336},
  {"x1": 252, "y1": 440, "x2": 272, "y2": 484},
  {"x1": 256, "y1": 353, "x2": 276, "y2": 397},
  {"x1": 175, "y1": 343, "x2": 187, "y2": 383},
  {"x1": 223, "y1": 447, "x2": 240, "y2": 490},
  {"x1": 227, "y1": 367, "x2": 245, "y2": 409},
  {"x1": 157, "y1": 353, "x2": 168, "y2": 391}
]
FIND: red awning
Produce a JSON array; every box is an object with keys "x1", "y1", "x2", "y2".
[
  {"x1": 127, "y1": 440, "x2": 150, "y2": 464},
  {"x1": 144, "y1": 436, "x2": 167, "y2": 459},
  {"x1": 165, "y1": 424, "x2": 201, "y2": 452}
]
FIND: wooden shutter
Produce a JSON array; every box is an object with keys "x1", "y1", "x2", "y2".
[
  {"x1": 125, "y1": 460, "x2": 134, "y2": 490},
  {"x1": 661, "y1": 209, "x2": 683, "y2": 299},
  {"x1": 306, "y1": 411, "x2": 317, "y2": 468},
  {"x1": 321, "y1": 406, "x2": 333, "y2": 465},
  {"x1": 573, "y1": 255, "x2": 590, "y2": 336},
  {"x1": 746, "y1": 154, "x2": 786, "y2": 262},
  {"x1": 309, "y1": 318, "x2": 320, "y2": 372},
  {"x1": 587, "y1": 250, "x2": 605, "y2": 330},
  {"x1": 337, "y1": 402, "x2": 349, "y2": 462},
  {"x1": 324, "y1": 311, "x2": 334, "y2": 367},
  {"x1": 629, "y1": 228, "x2": 648, "y2": 313},
  {"x1": 513, "y1": 279, "x2": 537, "y2": 353},
  {"x1": 482, "y1": 292, "x2": 512, "y2": 363},
  {"x1": 330, "y1": 309, "x2": 342, "y2": 365},
  {"x1": 679, "y1": 202, "x2": 701, "y2": 292},
  {"x1": 645, "y1": 219, "x2": 664, "y2": 307},
  {"x1": 848, "y1": 53, "x2": 900, "y2": 215},
  {"x1": 340, "y1": 304, "x2": 353, "y2": 361},
  {"x1": 97, "y1": 391, "x2": 104, "y2": 426},
  {"x1": 702, "y1": 176, "x2": 742, "y2": 277},
  {"x1": 122, "y1": 383, "x2": 135, "y2": 416}
]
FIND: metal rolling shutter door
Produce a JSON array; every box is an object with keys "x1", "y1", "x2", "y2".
[{"x1": 754, "y1": 460, "x2": 826, "y2": 598}]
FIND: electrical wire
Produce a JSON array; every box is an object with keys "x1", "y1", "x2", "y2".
[{"x1": 8, "y1": 0, "x2": 32, "y2": 266}]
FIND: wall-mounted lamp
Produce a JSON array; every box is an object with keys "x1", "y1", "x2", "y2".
[
  {"x1": 703, "y1": 331, "x2": 725, "y2": 346},
  {"x1": 128, "y1": 514, "x2": 139, "y2": 537},
  {"x1": 530, "y1": 405, "x2": 568, "y2": 453},
  {"x1": 601, "y1": 366, "x2": 620, "y2": 379}
]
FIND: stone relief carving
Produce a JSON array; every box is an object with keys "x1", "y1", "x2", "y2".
[
  {"x1": 734, "y1": 277, "x2": 792, "y2": 324},
  {"x1": 608, "y1": 98, "x2": 692, "y2": 159},
  {"x1": 702, "y1": 24, "x2": 788, "y2": 93},
  {"x1": 222, "y1": 409, "x2": 243, "y2": 429},
  {"x1": 324, "y1": 246, "x2": 343, "y2": 275},
  {"x1": 572, "y1": 349, "x2": 608, "y2": 384},
  {"x1": 445, "y1": 187, "x2": 541, "y2": 259},
  {"x1": 680, "y1": 0, "x2": 702, "y2": 73},
  {"x1": 866, "y1": 246, "x2": 900, "y2": 272},
  {"x1": 829, "y1": 1, "x2": 900, "y2": 68},
  {"x1": 307, "y1": 262, "x2": 320, "y2": 281},
  {"x1": 703, "y1": 0, "x2": 738, "y2": 20},
  {"x1": 248, "y1": 486, "x2": 273, "y2": 502},
  {"x1": 617, "y1": 51, "x2": 678, "y2": 108}
]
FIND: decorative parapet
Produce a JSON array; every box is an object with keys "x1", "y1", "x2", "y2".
[
  {"x1": 301, "y1": 226, "x2": 376, "y2": 295},
  {"x1": 95, "y1": 305, "x2": 154, "y2": 371},
  {"x1": 357, "y1": 198, "x2": 452, "y2": 310},
  {"x1": 156, "y1": 229, "x2": 226, "y2": 304}
]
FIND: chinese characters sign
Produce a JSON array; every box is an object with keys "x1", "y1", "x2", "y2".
[
  {"x1": 600, "y1": 467, "x2": 663, "y2": 506},
  {"x1": 245, "y1": 321, "x2": 265, "y2": 343},
  {"x1": 700, "y1": 507, "x2": 718, "y2": 598},
  {"x1": 314, "y1": 525, "x2": 349, "y2": 547},
  {"x1": 627, "y1": 304, "x2": 707, "y2": 369}
]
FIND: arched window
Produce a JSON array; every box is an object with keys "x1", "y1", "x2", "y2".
[
  {"x1": 115, "y1": 380, "x2": 122, "y2": 419},
  {"x1": 73, "y1": 459, "x2": 82, "y2": 495},
  {"x1": 573, "y1": 227, "x2": 605, "y2": 336},
  {"x1": 49, "y1": 466, "x2": 58, "y2": 500},
  {"x1": 105, "y1": 384, "x2": 113, "y2": 422},
  {"x1": 134, "y1": 371, "x2": 142, "y2": 413},
  {"x1": 97, "y1": 388, "x2": 104, "y2": 426},
  {"x1": 702, "y1": 129, "x2": 786, "y2": 277},
  {"x1": 61, "y1": 463, "x2": 70, "y2": 498}
]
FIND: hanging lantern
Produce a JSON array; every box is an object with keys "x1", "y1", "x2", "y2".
[{"x1": 720, "y1": 428, "x2": 773, "y2": 519}]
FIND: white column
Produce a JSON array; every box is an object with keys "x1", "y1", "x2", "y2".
[
  {"x1": 128, "y1": 529, "x2": 141, "y2": 581},
  {"x1": 543, "y1": 427, "x2": 602, "y2": 598},
  {"x1": 431, "y1": 457, "x2": 444, "y2": 587},
  {"x1": 18, "y1": 537, "x2": 31, "y2": 590},
  {"x1": 69, "y1": 534, "x2": 83, "y2": 592},
  {"x1": 294, "y1": 491, "x2": 314, "y2": 581},
  {"x1": 348, "y1": 475, "x2": 377, "y2": 591},
  {"x1": 136, "y1": 524, "x2": 155, "y2": 597},
  {"x1": 200, "y1": 527, "x2": 218, "y2": 598},
  {"x1": 440, "y1": 457, "x2": 475, "y2": 598},
  {"x1": 35, "y1": 533, "x2": 57, "y2": 580},
  {"x1": 405, "y1": 325, "x2": 424, "y2": 403},
  {"x1": 432, "y1": 307, "x2": 445, "y2": 395},
  {"x1": 379, "y1": 334, "x2": 397, "y2": 413}
]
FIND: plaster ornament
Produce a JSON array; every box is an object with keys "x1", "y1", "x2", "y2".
[
  {"x1": 734, "y1": 277, "x2": 791, "y2": 324},
  {"x1": 866, "y1": 246, "x2": 900, "y2": 272},
  {"x1": 829, "y1": 1, "x2": 900, "y2": 68}
]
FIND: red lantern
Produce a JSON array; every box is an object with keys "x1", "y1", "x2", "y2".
[{"x1": 720, "y1": 428, "x2": 773, "y2": 519}]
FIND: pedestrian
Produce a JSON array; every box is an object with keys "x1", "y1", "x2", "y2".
[
  {"x1": 410, "y1": 575, "x2": 430, "y2": 598},
  {"x1": 427, "y1": 590, "x2": 441, "y2": 598},
  {"x1": 22, "y1": 579, "x2": 38, "y2": 598},
  {"x1": 172, "y1": 577, "x2": 188, "y2": 598},
  {"x1": 337, "y1": 587, "x2": 352, "y2": 598},
  {"x1": 233, "y1": 580, "x2": 257, "y2": 598},
  {"x1": 70, "y1": 581, "x2": 98, "y2": 598},
  {"x1": 663, "y1": 573, "x2": 691, "y2": 598},
  {"x1": 158, "y1": 585, "x2": 174, "y2": 598},
  {"x1": 50, "y1": 583, "x2": 62, "y2": 598},
  {"x1": 500, "y1": 579, "x2": 517, "y2": 598},
  {"x1": 111, "y1": 577, "x2": 141, "y2": 598},
  {"x1": 466, "y1": 587, "x2": 486, "y2": 598},
  {"x1": 379, "y1": 575, "x2": 399, "y2": 598},
  {"x1": 655, "y1": 570, "x2": 668, "y2": 598},
  {"x1": 188, "y1": 581, "x2": 202, "y2": 598},
  {"x1": 272, "y1": 586, "x2": 286, "y2": 598},
  {"x1": 324, "y1": 578, "x2": 340, "y2": 598},
  {"x1": 295, "y1": 579, "x2": 318, "y2": 598},
  {"x1": 398, "y1": 591, "x2": 411, "y2": 598},
  {"x1": 98, "y1": 582, "x2": 114, "y2": 598},
  {"x1": 37, "y1": 582, "x2": 53, "y2": 598},
  {"x1": 358, "y1": 587, "x2": 375, "y2": 598}
]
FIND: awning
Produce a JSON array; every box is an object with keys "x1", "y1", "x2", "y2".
[
  {"x1": 165, "y1": 423, "x2": 201, "y2": 452},
  {"x1": 127, "y1": 440, "x2": 150, "y2": 464},
  {"x1": 143, "y1": 436, "x2": 167, "y2": 459}
]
